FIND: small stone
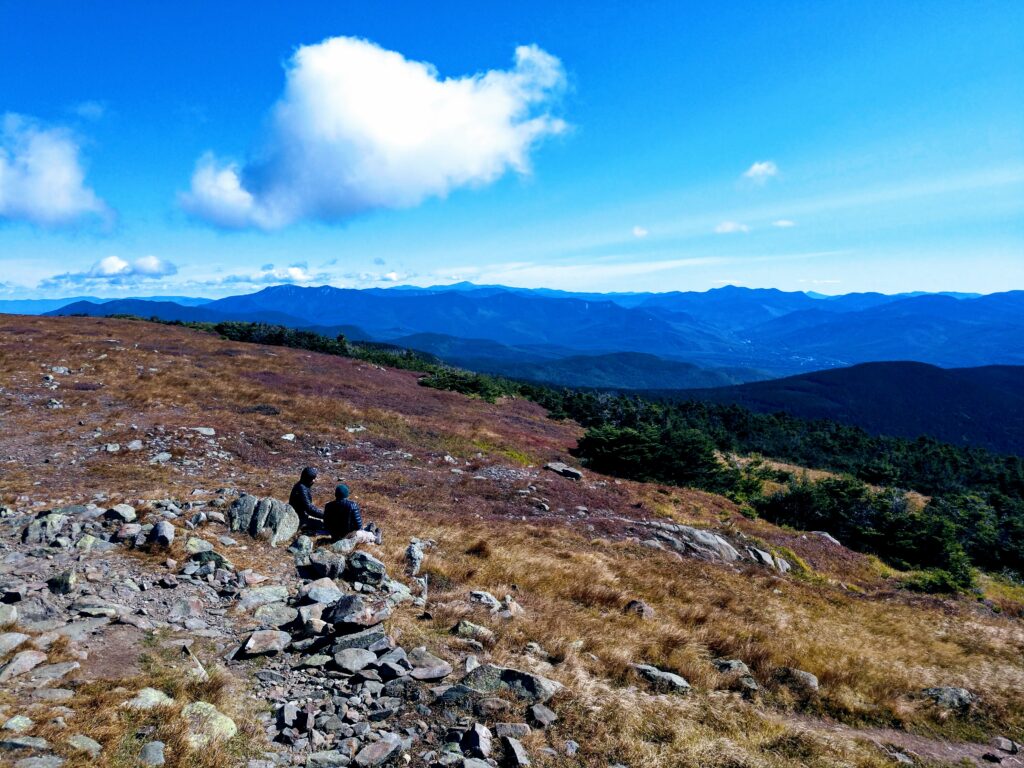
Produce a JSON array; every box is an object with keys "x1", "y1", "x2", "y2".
[
  {"x1": 46, "y1": 570, "x2": 77, "y2": 595},
  {"x1": 632, "y1": 664, "x2": 690, "y2": 694},
  {"x1": 922, "y1": 686, "x2": 974, "y2": 710},
  {"x1": 353, "y1": 731, "x2": 402, "y2": 767},
  {"x1": 462, "y1": 723, "x2": 492, "y2": 758},
  {"x1": 185, "y1": 536, "x2": 213, "y2": 555},
  {"x1": 529, "y1": 703, "x2": 557, "y2": 728},
  {"x1": 713, "y1": 658, "x2": 751, "y2": 675},
  {"x1": 3, "y1": 715, "x2": 34, "y2": 733},
  {"x1": 994, "y1": 737, "x2": 1020, "y2": 754},
  {"x1": 461, "y1": 663, "x2": 562, "y2": 703},
  {"x1": 332, "y1": 648, "x2": 377, "y2": 674},
  {"x1": 501, "y1": 736, "x2": 531, "y2": 766},
  {"x1": 623, "y1": 599, "x2": 654, "y2": 619},
  {"x1": 104, "y1": 503, "x2": 136, "y2": 523},
  {"x1": 181, "y1": 701, "x2": 237, "y2": 747},
  {"x1": 122, "y1": 687, "x2": 174, "y2": 710},
  {"x1": 0, "y1": 735, "x2": 50, "y2": 750},
  {"x1": 544, "y1": 461, "x2": 583, "y2": 480},
  {"x1": 778, "y1": 667, "x2": 820, "y2": 693},
  {"x1": 241, "y1": 630, "x2": 290, "y2": 657},
  {"x1": 139, "y1": 740, "x2": 166, "y2": 766},
  {"x1": 495, "y1": 723, "x2": 531, "y2": 739},
  {"x1": 451, "y1": 620, "x2": 495, "y2": 644},
  {"x1": 0, "y1": 650, "x2": 48, "y2": 682},
  {"x1": 14, "y1": 755, "x2": 65, "y2": 768},
  {"x1": 0, "y1": 633, "x2": 29, "y2": 655},
  {"x1": 149, "y1": 521, "x2": 176, "y2": 547},
  {"x1": 238, "y1": 585, "x2": 289, "y2": 610},
  {"x1": 66, "y1": 734, "x2": 102, "y2": 758}
]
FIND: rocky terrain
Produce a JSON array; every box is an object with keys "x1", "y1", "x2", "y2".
[{"x1": 2, "y1": 315, "x2": 1024, "y2": 768}]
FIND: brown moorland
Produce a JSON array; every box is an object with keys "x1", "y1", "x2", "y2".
[{"x1": 2, "y1": 315, "x2": 1024, "y2": 767}]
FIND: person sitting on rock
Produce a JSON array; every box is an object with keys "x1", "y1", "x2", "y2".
[
  {"x1": 290, "y1": 466, "x2": 326, "y2": 533},
  {"x1": 325, "y1": 484, "x2": 381, "y2": 544}
]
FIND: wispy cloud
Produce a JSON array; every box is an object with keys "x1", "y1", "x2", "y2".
[
  {"x1": 181, "y1": 37, "x2": 567, "y2": 230},
  {"x1": 714, "y1": 220, "x2": 749, "y2": 234},
  {"x1": 0, "y1": 113, "x2": 110, "y2": 228},
  {"x1": 742, "y1": 160, "x2": 778, "y2": 184},
  {"x1": 631, "y1": 225, "x2": 649, "y2": 238},
  {"x1": 772, "y1": 219, "x2": 796, "y2": 228},
  {"x1": 40, "y1": 255, "x2": 176, "y2": 289},
  {"x1": 70, "y1": 101, "x2": 106, "y2": 121}
]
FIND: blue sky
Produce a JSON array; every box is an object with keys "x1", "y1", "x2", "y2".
[{"x1": 1, "y1": 1, "x2": 1021, "y2": 297}]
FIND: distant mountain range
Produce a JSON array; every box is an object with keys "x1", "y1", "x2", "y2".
[
  {"x1": 39, "y1": 283, "x2": 1024, "y2": 382},
  {"x1": 674, "y1": 362, "x2": 1024, "y2": 456},
  {"x1": 15, "y1": 281, "x2": 1024, "y2": 453}
]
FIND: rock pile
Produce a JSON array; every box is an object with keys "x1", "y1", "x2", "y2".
[{"x1": 1, "y1": 495, "x2": 565, "y2": 767}]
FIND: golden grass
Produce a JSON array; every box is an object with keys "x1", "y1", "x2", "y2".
[{"x1": 24, "y1": 634, "x2": 265, "y2": 768}]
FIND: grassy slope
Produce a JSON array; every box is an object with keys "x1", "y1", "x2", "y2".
[{"x1": 3, "y1": 315, "x2": 1024, "y2": 767}]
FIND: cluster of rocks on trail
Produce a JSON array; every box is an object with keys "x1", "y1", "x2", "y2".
[{"x1": 0, "y1": 492, "x2": 574, "y2": 768}]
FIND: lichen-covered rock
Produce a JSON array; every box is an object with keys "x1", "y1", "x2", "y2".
[
  {"x1": 181, "y1": 701, "x2": 237, "y2": 747},
  {"x1": 632, "y1": 664, "x2": 691, "y2": 694},
  {"x1": 461, "y1": 663, "x2": 563, "y2": 703},
  {"x1": 346, "y1": 551, "x2": 387, "y2": 586},
  {"x1": 322, "y1": 594, "x2": 391, "y2": 631},
  {"x1": 228, "y1": 495, "x2": 298, "y2": 547},
  {"x1": 308, "y1": 548, "x2": 347, "y2": 579},
  {"x1": 922, "y1": 686, "x2": 975, "y2": 710},
  {"x1": 121, "y1": 687, "x2": 174, "y2": 710}
]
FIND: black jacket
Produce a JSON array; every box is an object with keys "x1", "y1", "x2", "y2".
[
  {"x1": 289, "y1": 481, "x2": 322, "y2": 526},
  {"x1": 325, "y1": 498, "x2": 362, "y2": 539}
]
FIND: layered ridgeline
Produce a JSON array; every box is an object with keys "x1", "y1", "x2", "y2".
[
  {"x1": 40, "y1": 285, "x2": 1024, "y2": 455},
  {"x1": 669, "y1": 362, "x2": 1024, "y2": 456},
  {"x1": 44, "y1": 284, "x2": 1024, "y2": 383}
]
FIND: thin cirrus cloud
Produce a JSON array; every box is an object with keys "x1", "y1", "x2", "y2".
[
  {"x1": 0, "y1": 113, "x2": 110, "y2": 228},
  {"x1": 631, "y1": 225, "x2": 649, "y2": 238},
  {"x1": 180, "y1": 36, "x2": 568, "y2": 230},
  {"x1": 742, "y1": 160, "x2": 778, "y2": 184},
  {"x1": 773, "y1": 219, "x2": 796, "y2": 228},
  {"x1": 714, "y1": 220, "x2": 750, "y2": 234},
  {"x1": 39, "y1": 255, "x2": 177, "y2": 289}
]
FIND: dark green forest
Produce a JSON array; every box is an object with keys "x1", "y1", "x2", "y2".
[{"x1": 134, "y1": 318, "x2": 1024, "y2": 591}]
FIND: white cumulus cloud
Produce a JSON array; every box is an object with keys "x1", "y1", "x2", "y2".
[
  {"x1": 181, "y1": 36, "x2": 568, "y2": 230},
  {"x1": 714, "y1": 220, "x2": 750, "y2": 234},
  {"x1": 203, "y1": 263, "x2": 327, "y2": 287},
  {"x1": 0, "y1": 114, "x2": 109, "y2": 227},
  {"x1": 40, "y1": 255, "x2": 177, "y2": 289},
  {"x1": 773, "y1": 219, "x2": 796, "y2": 228},
  {"x1": 631, "y1": 225, "x2": 649, "y2": 238},
  {"x1": 742, "y1": 160, "x2": 778, "y2": 184}
]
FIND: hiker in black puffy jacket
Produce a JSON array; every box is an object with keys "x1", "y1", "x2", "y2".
[
  {"x1": 289, "y1": 466, "x2": 325, "y2": 532},
  {"x1": 325, "y1": 484, "x2": 381, "y2": 544}
]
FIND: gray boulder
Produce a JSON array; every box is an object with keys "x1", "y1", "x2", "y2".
[
  {"x1": 149, "y1": 521, "x2": 175, "y2": 547},
  {"x1": 461, "y1": 663, "x2": 562, "y2": 703},
  {"x1": 632, "y1": 664, "x2": 690, "y2": 694},
  {"x1": 228, "y1": 495, "x2": 298, "y2": 547},
  {"x1": 922, "y1": 686, "x2": 975, "y2": 711},
  {"x1": 544, "y1": 461, "x2": 583, "y2": 480},
  {"x1": 346, "y1": 551, "x2": 387, "y2": 586},
  {"x1": 777, "y1": 667, "x2": 819, "y2": 693}
]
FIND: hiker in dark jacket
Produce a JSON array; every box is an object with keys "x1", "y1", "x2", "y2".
[
  {"x1": 325, "y1": 484, "x2": 380, "y2": 544},
  {"x1": 289, "y1": 466, "x2": 325, "y2": 532}
]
